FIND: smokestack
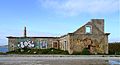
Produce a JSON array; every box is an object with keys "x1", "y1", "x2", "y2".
[{"x1": 24, "y1": 27, "x2": 27, "y2": 37}]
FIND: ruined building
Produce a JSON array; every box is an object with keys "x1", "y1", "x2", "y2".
[{"x1": 7, "y1": 19, "x2": 110, "y2": 54}]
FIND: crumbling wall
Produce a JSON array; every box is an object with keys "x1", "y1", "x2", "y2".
[
  {"x1": 74, "y1": 19, "x2": 104, "y2": 34},
  {"x1": 69, "y1": 34, "x2": 108, "y2": 54},
  {"x1": 68, "y1": 19, "x2": 109, "y2": 54}
]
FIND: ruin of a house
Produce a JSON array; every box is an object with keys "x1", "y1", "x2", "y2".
[{"x1": 7, "y1": 19, "x2": 110, "y2": 54}]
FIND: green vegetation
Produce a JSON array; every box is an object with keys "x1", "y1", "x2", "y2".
[
  {"x1": 71, "y1": 52, "x2": 81, "y2": 55},
  {"x1": 1, "y1": 42, "x2": 120, "y2": 55},
  {"x1": 0, "y1": 52, "x2": 6, "y2": 55},
  {"x1": 6, "y1": 48, "x2": 69, "y2": 55},
  {"x1": 109, "y1": 42, "x2": 120, "y2": 55},
  {"x1": 81, "y1": 48, "x2": 90, "y2": 55},
  {"x1": 72, "y1": 48, "x2": 90, "y2": 55}
]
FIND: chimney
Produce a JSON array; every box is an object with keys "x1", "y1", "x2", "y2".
[
  {"x1": 24, "y1": 27, "x2": 27, "y2": 37},
  {"x1": 91, "y1": 19, "x2": 104, "y2": 32}
]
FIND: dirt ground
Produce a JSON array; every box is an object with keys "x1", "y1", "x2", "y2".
[{"x1": 0, "y1": 55, "x2": 120, "y2": 65}]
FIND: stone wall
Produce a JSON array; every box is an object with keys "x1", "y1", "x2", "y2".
[
  {"x1": 69, "y1": 34, "x2": 109, "y2": 54},
  {"x1": 8, "y1": 37, "x2": 59, "y2": 51},
  {"x1": 67, "y1": 19, "x2": 109, "y2": 54}
]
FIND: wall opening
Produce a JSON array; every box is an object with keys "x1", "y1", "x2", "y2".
[
  {"x1": 85, "y1": 25, "x2": 92, "y2": 34},
  {"x1": 52, "y1": 41, "x2": 58, "y2": 49},
  {"x1": 40, "y1": 40, "x2": 47, "y2": 49},
  {"x1": 64, "y1": 41, "x2": 67, "y2": 51}
]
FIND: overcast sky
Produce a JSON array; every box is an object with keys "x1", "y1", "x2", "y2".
[{"x1": 0, "y1": 0, "x2": 120, "y2": 45}]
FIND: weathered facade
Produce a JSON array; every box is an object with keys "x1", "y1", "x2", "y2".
[{"x1": 7, "y1": 19, "x2": 110, "y2": 54}]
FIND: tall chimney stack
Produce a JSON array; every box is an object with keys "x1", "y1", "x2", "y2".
[{"x1": 24, "y1": 27, "x2": 27, "y2": 37}]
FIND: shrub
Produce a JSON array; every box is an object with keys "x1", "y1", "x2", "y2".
[
  {"x1": 81, "y1": 48, "x2": 90, "y2": 55},
  {"x1": 0, "y1": 52, "x2": 7, "y2": 55},
  {"x1": 71, "y1": 52, "x2": 81, "y2": 55},
  {"x1": 109, "y1": 42, "x2": 120, "y2": 55},
  {"x1": 6, "y1": 48, "x2": 69, "y2": 55}
]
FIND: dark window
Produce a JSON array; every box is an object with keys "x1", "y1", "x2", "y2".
[{"x1": 53, "y1": 42, "x2": 58, "y2": 48}]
